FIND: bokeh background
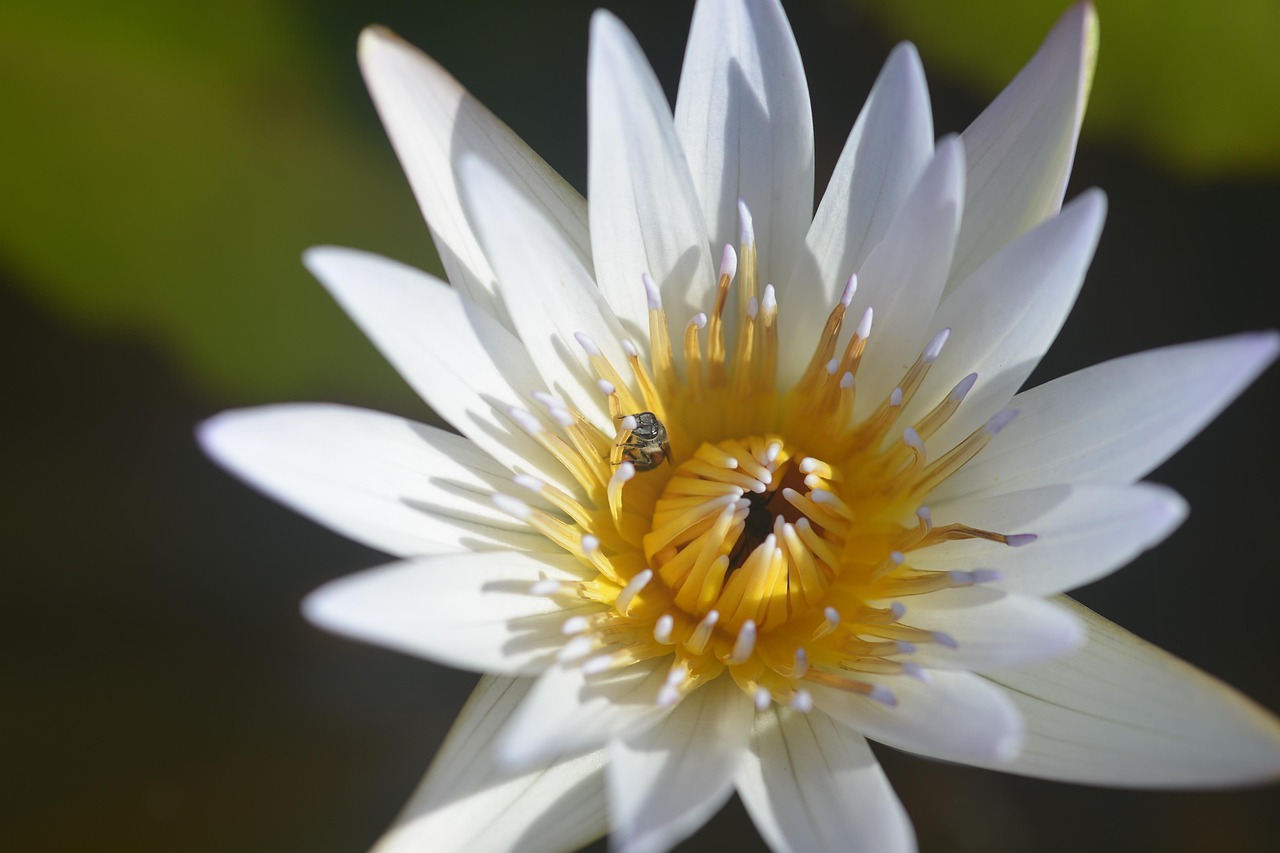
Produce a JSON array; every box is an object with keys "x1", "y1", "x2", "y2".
[{"x1": 5, "y1": 0, "x2": 1279, "y2": 850}]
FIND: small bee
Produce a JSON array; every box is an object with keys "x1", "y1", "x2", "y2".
[{"x1": 611, "y1": 411, "x2": 671, "y2": 471}]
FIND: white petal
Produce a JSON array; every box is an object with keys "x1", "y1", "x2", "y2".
[
  {"x1": 933, "y1": 332, "x2": 1280, "y2": 501},
  {"x1": 898, "y1": 589, "x2": 1084, "y2": 672},
  {"x1": 609, "y1": 675, "x2": 753, "y2": 853},
  {"x1": 850, "y1": 137, "x2": 965, "y2": 416},
  {"x1": 735, "y1": 707, "x2": 915, "y2": 853},
  {"x1": 589, "y1": 10, "x2": 716, "y2": 353},
  {"x1": 374, "y1": 676, "x2": 608, "y2": 853},
  {"x1": 781, "y1": 42, "x2": 932, "y2": 387},
  {"x1": 357, "y1": 27, "x2": 591, "y2": 329},
  {"x1": 904, "y1": 189, "x2": 1106, "y2": 447},
  {"x1": 302, "y1": 553, "x2": 597, "y2": 675},
  {"x1": 916, "y1": 483, "x2": 1187, "y2": 596},
  {"x1": 674, "y1": 0, "x2": 814, "y2": 292},
  {"x1": 199, "y1": 404, "x2": 550, "y2": 557},
  {"x1": 947, "y1": 2, "x2": 1098, "y2": 294},
  {"x1": 457, "y1": 156, "x2": 629, "y2": 431},
  {"x1": 496, "y1": 658, "x2": 671, "y2": 770},
  {"x1": 303, "y1": 247, "x2": 581, "y2": 496},
  {"x1": 981, "y1": 597, "x2": 1280, "y2": 788},
  {"x1": 812, "y1": 669, "x2": 1022, "y2": 765}
]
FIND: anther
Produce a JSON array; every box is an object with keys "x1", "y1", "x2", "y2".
[
  {"x1": 762, "y1": 284, "x2": 777, "y2": 312},
  {"x1": 747, "y1": 296, "x2": 759, "y2": 319},
  {"x1": 840, "y1": 273, "x2": 858, "y2": 307},
  {"x1": 895, "y1": 641, "x2": 917, "y2": 655},
  {"x1": 620, "y1": 339, "x2": 638, "y2": 358},
  {"x1": 889, "y1": 387, "x2": 903, "y2": 407},
  {"x1": 737, "y1": 197, "x2": 755, "y2": 246},
  {"x1": 931, "y1": 631, "x2": 958, "y2": 649},
  {"x1": 868, "y1": 685, "x2": 897, "y2": 706},
  {"x1": 690, "y1": 312, "x2": 708, "y2": 329},
  {"x1": 573, "y1": 331, "x2": 601, "y2": 357},
  {"x1": 839, "y1": 371, "x2": 855, "y2": 389},
  {"x1": 1005, "y1": 533, "x2": 1038, "y2": 547},
  {"x1": 985, "y1": 409, "x2": 1019, "y2": 435},
  {"x1": 653, "y1": 614, "x2": 674, "y2": 644},
  {"x1": 557, "y1": 635, "x2": 595, "y2": 662},
  {"x1": 596, "y1": 378, "x2": 616, "y2": 396},
  {"x1": 901, "y1": 662, "x2": 931, "y2": 683},
  {"x1": 491, "y1": 494, "x2": 532, "y2": 519},
  {"x1": 506, "y1": 406, "x2": 543, "y2": 435},
  {"x1": 642, "y1": 273, "x2": 662, "y2": 310},
  {"x1": 727, "y1": 619, "x2": 757, "y2": 664},
  {"x1": 513, "y1": 474, "x2": 544, "y2": 493},
  {"x1": 855, "y1": 307, "x2": 873, "y2": 339},
  {"x1": 581, "y1": 654, "x2": 615, "y2": 675},
  {"x1": 922, "y1": 327, "x2": 950, "y2": 363},
  {"x1": 561, "y1": 615, "x2": 589, "y2": 635},
  {"x1": 754, "y1": 687, "x2": 772, "y2": 711},
  {"x1": 615, "y1": 568, "x2": 652, "y2": 616},
  {"x1": 903, "y1": 427, "x2": 924, "y2": 453},
  {"x1": 791, "y1": 689, "x2": 814, "y2": 713},
  {"x1": 951, "y1": 372, "x2": 978, "y2": 401},
  {"x1": 686, "y1": 610, "x2": 720, "y2": 655},
  {"x1": 529, "y1": 578, "x2": 566, "y2": 596},
  {"x1": 793, "y1": 648, "x2": 810, "y2": 678},
  {"x1": 720, "y1": 244, "x2": 738, "y2": 280}
]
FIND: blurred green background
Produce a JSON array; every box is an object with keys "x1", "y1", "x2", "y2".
[{"x1": 4, "y1": 1, "x2": 1278, "y2": 851}]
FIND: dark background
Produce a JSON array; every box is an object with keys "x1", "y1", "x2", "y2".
[{"x1": 5, "y1": 1, "x2": 1278, "y2": 851}]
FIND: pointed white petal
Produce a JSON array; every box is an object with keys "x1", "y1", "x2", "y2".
[
  {"x1": 358, "y1": 27, "x2": 590, "y2": 329},
  {"x1": 458, "y1": 157, "x2": 629, "y2": 430},
  {"x1": 589, "y1": 10, "x2": 716, "y2": 353},
  {"x1": 850, "y1": 137, "x2": 965, "y2": 416},
  {"x1": 981, "y1": 598, "x2": 1280, "y2": 788},
  {"x1": 497, "y1": 658, "x2": 671, "y2": 770},
  {"x1": 303, "y1": 553, "x2": 596, "y2": 675},
  {"x1": 674, "y1": 0, "x2": 813, "y2": 292},
  {"x1": 899, "y1": 589, "x2": 1084, "y2": 671},
  {"x1": 735, "y1": 707, "x2": 915, "y2": 853},
  {"x1": 303, "y1": 247, "x2": 581, "y2": 497},
  {"x1": 905, "y1": 189, "x2": 1106, "y2": 447},
  {"x1": 375, "y1": 676, "x2": 609, "y2": 853},
  {"x1": 948, "y1": 2, "x2": 1098, "y2": 294},
  {"x1": 781, "y1": 42, "x2": 932, "y2": 386},
  {"x1": 609, "y1": 675, "x2": 753, "y2": 853},
  {"x1": 916, "y1": 483, "x2": 1187, "y2": 596},
  {"x1": 199, "y1": 404, "x2": 550, "y2": 557},
  {"x1": 933, "y1": 332, "x2": 1280, "y2": 501},
  {"x1": 812, "y1": 669, "x2": 1022, "y2": 765}
]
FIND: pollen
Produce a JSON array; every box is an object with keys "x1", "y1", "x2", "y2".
[{"x1": 513, "y1": 200, "x2": 1031, "y2": 710}]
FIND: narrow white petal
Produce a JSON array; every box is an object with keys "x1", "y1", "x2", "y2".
[
  {"x1": 948, "y1": 2, "x2": 1098, "y2": 295},
  {"x1": 782, "y1": 42, "x2": 932, "y2": 387},
  {"x1": 849, "y1": 137, "x2": 964, "y2": 416},
  {"x1": 675, "y1": 0, "x2": 814, "y2": 291},
  {"x1": 904, "y1": 189, "x2": 1106, "y2": 446},
  {"x1": 375, "y1": 676, "x2": 608, "y2": 853},
  {"x1": 199, "y1": 404, "x2": 550, "y2": 557},
  {"x1": 916, "y1": 483, "x2": 1187, "y2": 596},
  {"x1": 812, "y1": 669, "x2": 1023, "y2": 765},
  {"x1": 933, "y1": 332, "x2": 1280, "y2": 501},
  {"x1": 980, "y1": 598, "x2": 1280, "y2": 788},
  {"x1": 303, "y1": 553, "x2": 596, "y2": 675},
  {"x1": 899, "y1": 589, "x2": 1084, "y2": 671},
  {"x1": 735, "y1": 707, "x2": 915, "y2": 853},
  {"x1": 589, "y1": 10, "x2": 716, "y2": 353},
  {"x1": 458, "y1": 156, "x2": 629, "y2": 430},
  {"x1": 358, "y1": 27, "x2": 590, "y2": 328},
  {"x1": 497, "y1": 658, "x2": 671, "y2": 770},
  {"x1": 609, "y1": 675, "x2": 754, "y2": 853},
  {"x1": 303, "y1": 247, "x2": 581, "y2": 496}
]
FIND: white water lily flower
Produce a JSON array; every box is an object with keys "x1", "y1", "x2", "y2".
[{"x1": 201, "y1": 2, "x2": 1280, "y2": 851}]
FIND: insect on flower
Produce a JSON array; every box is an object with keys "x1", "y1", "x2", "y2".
[{"x1": 611, "y1": 410, "x2": 671, "y2": 471}]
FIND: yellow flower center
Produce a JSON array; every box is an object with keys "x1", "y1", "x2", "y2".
[{"x1": 507, "y1": 220, "x2": 1026, "y2": 711}]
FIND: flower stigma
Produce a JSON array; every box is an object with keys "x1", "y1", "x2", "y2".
[{"x1": 502, "y1": 199, "x2": 1034, "y2": 712}]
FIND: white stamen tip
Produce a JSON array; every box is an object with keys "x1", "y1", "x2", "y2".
[
  {"x1": 932, "y1": 631, "x2": 958, "y2": 649},
  {"x1": 620, "y1": 339, "x2": 638, "y2": 358},
  {"x1": 665, "y1": 666, "x2": 688, "y2": 687},
  {"x1": 513, "y1": 474, "x2": 544, "y2": 492},
  {"x1": 581, "y1": 534, "x2": 600, "y2": 553},
  {"x1": 642, "y1": 273, "x2": 661, "y2": 310},
  {"x1": 903, "y1": 427, "x2": 924, "y2": 451},
  {"x1": 507, "y1": 407, "x2": 543, "y2": 434},
  {"x1": 615, "y1": 568, "x2": 653, "y2": 614},
  {"x1": 793, "y1": 648, "x2": 809, "y2": 678},
  {"x1": 825, "y1": 358, "x2": 839, "y2": 375},
  {"x1": 889, "y1": 387, "x2": 903, "y2": 407},
  {"x1": 653, "y1": 614, "x2": 674, "y2": 644},
  {"x1": 952, "y1": 372, "x2": 979, "y2": 401},
  {"x1": 581, "y1": 654, "x2": 614, "y2": 675},
  {"x1": 915, "y1": 506, "x2": 932, "y2": 524},
  {"x1": 597, "y1": 378, "x2": 616, "y2": 396},
  {"x1": 799, "y1": 457, "x2": 819, "y2": 474},
  {"x1": 531, "y1": 390, "x2": 557, "y2": 408},
  {"x1": 823, "y1": 606, "x2": 840, "y2": 627},
  {"x1": 561, "y1": 616, "x2": 589, "y2": 635},
  {"x1": 901, "y1": 662, "x2": 931, "y2": 683},
  {"x1": 765, "y1": 441, "x2": 782, "y2": 463},
  {"x1": 986, "y1": 409, "x2": 1019, "y2": 435},
  {"x1": 869, "y1": 685, "x2": 897, "y2": 707},
  {"x1": 620, "y1": 415, "x2": 638, "y2": 431},
  {"x1": 856, "y1": 307, "x2": 873, "y2": 339},
  {"x1": 690, "y1": 312, "x2": 708, "y2": 330},
  {"x1": 840, "y1": 273, "x2": 858, "y2": 307},
  {"x1": 1006, "y1": 533, "x2": 1038, "y2": 547},
  {"x1": 790, "y1": 689, "x2": 814, "y2": 713},
  {"x1": 895, "y1": 641, "x2": 918, "y2": 655},
  {"x1": 747, "y1": 296, "x2": 759, "y2": 319},
  {"x1": 611, "y1": 462, "x2": 636, "y2": 484},
  {"x1": 574, "y1": 332, "x2": 601, "y2": 357},
  {"x1": 529, "y1": 579, "x2": 563, "y2": 596},
  {"x1": 657, "y1": 684, "x2": 681, "y2": 708},
  {"x1": 972, "y1": 568, "x2": 1004, "y2": 584},
  {"x1": 839, "y1": 371, "x2": 855, "y2": 389},
  {"x1": 557, "y1": 635, "x2": 594, "y2": 663},
  {"x1": 762, "y1": 284, "x2": 776, "y2": 312},
  {"x1": 889, "y1": 550, "x2": 905, "y2": 565},
  {"x1": 491, "y1": 494, "x2": 531, "y2": 519},
  {"x1": 811, "y1": 489, "x2": 834, "y2": 504},
  {"x1": 923, "y1": 327, "x2": 951, "y2": 362},
  {"x1": 890, "y1": 601, "x2": 907, "y2": 619},
  {"x1": 729, "y1": 620, "x2": 757, "y2": 664},
  {"x1": 719, "y1": 244, "x2": 738, "y2": 279},
  {"x1": 737, "y1": 197, "x2": 755, "y2": 245},
  {"x1": 754, "y1": 687, "x2": 772, "y2": 711},
  {"x1": 549, "y1": 407, "x2": 574, "y2": 427}
]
